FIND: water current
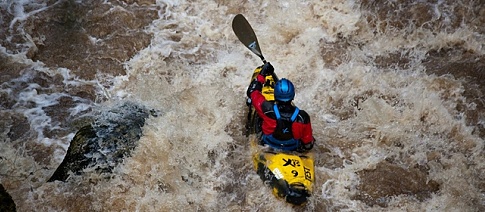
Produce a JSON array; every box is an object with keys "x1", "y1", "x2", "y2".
[{"x1": 1, "y1": 0, "x2": 484, "y2": 211}]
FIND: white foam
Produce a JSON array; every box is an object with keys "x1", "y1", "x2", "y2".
[{"x1": 7, "y1": 0, "x2": 55, "y2": 29}]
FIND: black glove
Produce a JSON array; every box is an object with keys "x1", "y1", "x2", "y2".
[
  {"x1": 303, "y1": 142, "x2": 314, "y2": 151},
  {"x1": 260, "y1": 62, "x2": 274, "y2": 76},
  {"x1": 297, "y1": 140, "x2": 314, "y2": 152},
  {"x1": 247, "y1": 79, "x2": 262, "y2": 98}
]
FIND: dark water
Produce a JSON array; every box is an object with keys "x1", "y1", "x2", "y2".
[{"x1": 1, "y1": 0, "x2": 484, "y2": 211}]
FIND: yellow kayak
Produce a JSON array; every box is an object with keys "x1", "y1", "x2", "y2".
[{"x1": 246, "y1": 66, "x2": 315, "y2": 205}]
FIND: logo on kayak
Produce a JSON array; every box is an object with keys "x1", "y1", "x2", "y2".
[
  {"x1": 282, "y1": 158, "x2": 300, "y2": 167},
  {"x1": 304, "y1": 166, "x2": 312, "y2": 181},
  {"x1": 272, "y1": 168, "x2": 284, "y2": 179}
]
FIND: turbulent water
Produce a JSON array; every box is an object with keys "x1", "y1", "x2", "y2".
[{"x1": 1, "y1": 0, "x2": 485, "y2": 211}]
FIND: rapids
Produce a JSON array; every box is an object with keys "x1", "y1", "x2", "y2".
[{"x1": 1, "y1": 0, "x2": 484, "y2": 211}]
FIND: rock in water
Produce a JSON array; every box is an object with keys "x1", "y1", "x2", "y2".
[
  {"x1": 48, "y1": 102, "x2": 151, "y2": 182},
  {"x1": 0, "y1": 184, "x2": 16, "y2": 212}
]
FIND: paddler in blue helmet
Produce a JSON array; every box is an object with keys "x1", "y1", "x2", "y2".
[{"x1": 247, "y1": 62, "x2": 315, "y2": 152}]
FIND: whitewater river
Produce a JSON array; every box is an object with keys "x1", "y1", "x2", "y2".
[{"x1": 1, "y1": 0, "x2": 484, "y2": 211}]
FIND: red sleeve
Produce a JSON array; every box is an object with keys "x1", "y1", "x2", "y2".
[
  {"x1": 249, "y1": 74, "x2": 267, "y2": 113},
  {"x1": 250, "y1": 90, "x2": 266, "y2": 118},
  {"x1": 292, "y1": 122, "x2": 314, "y2": 144},
  {"x1": 249, "y1": 79, "x2": 277, "y2": 135}
]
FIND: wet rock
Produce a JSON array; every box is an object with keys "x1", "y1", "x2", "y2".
[
  {"x1": 48, "y1": 102, "x2": 152, "y2": 182},
  {"x1": 0, "y1": 184, "x2": 16, "y2": 212},
  {"x1": 353, "y1": 161, "x2": 440, "y2": 207}
]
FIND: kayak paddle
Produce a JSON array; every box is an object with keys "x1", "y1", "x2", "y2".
[{"x1": 232, "y1": 14, "x2": 266, "y2": 64}]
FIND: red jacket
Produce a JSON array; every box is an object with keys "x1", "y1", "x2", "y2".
[{"x1": 249, "y1": 76, "x2": 314, "y2": 145}]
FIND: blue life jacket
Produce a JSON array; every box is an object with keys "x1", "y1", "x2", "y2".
[{"x1": 262, "y1": 104, "x2": 300, "y2": 151}]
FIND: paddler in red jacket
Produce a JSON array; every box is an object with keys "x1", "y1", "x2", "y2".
[{"x1": 247, "y1": 62, "x2": 315, "y2": 152}]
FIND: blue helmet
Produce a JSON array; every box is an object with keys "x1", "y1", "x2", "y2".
[{"x1": 274, "y1": 78, "x2": 295, "y2": 102}]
